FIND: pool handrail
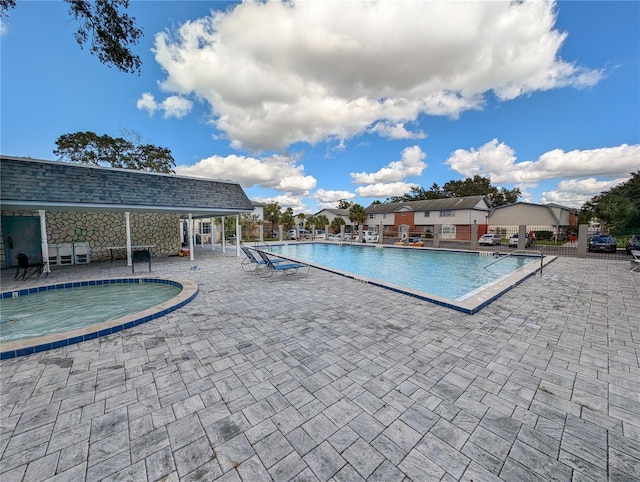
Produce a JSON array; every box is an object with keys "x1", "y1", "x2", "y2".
[{"x1": 483, "y1": 249, "x2": 544, "y2": 275}]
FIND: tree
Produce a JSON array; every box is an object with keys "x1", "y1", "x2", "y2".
[
  {"x1": 330, "y1": 216, "x2": 346, "y2": 234},
  {"x1": 1, "y1": 0, "x2": 143, "y2": 74},
  {"x1": 386, "y1": 183, "x2": 447, "y2": 203},
  {"x1": 264, "y1": 202, "x2": 281, "y2": 234},
  {"x1": 348, "y1": 204, "x2": 367, "y2": 239},
  {"x1": 385, "y1": 176, "x2": 520, "y2": 206},
  {"x1": 54, "y1": 131, "x2": 175, "y2": 173},
  {"x1": 315, "y1": 214, "x2": 330, "y2": 229},
  {"x1": 580, "y1": 172, "x2": 640, "y2": 235},
  {"x1": 280, "y1": 208, "x2": 295, "y2": 231},
  {"x1": 337, "y1": 199, "x2": 352, "y2": 210},
  {"x1": 241, "y1": 213, "x2": 261, "y2": 240}
]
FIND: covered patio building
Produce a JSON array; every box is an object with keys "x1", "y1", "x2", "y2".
[{"x1": 1, "y1": 156, "x2": 254, "y2": 272}]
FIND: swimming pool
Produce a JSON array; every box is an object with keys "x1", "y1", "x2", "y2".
[
  {"x1": 267, "y1": 243, "x2": 552, "y2": 313},
  {"x1": 0, "y1": 278, "x2": 198, "y2": 359}
]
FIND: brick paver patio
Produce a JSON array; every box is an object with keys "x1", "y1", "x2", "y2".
[{"x1": 1, "y1": 248, "x2": 639, "y2": 481}]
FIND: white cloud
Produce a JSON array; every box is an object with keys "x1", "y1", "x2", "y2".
[
  {"x1": 253, "y1": 194, "x2": 309, "y2": 214},
  {"x1": 150, "y1": 0, "x2": 601, "y2": 151},
  {"x1": 446, "y1": 140, "x2": 640, "y2": 184},
  {"x1": 175, "y1": 153, "x2": 316, "y2": 195},
  {"x1": 314, "y1": 189, "x2": 355, "y2": 204},
  {"x1": 313, "y1": 189, "x2": 356, "y2": 210},
  {"x1": 369, "y1": 122, "x2": 426, "y2": 140},
  {"x1": 356, "y1": 182, "x2": 418, "y2": 198},
  {"x1": 0, "y1": 19, "x2": 8, "y2": 36},
  {"x1": 136, "y1": 93, "x2": 158, "y2": 115},
  {"x1": 351, "y1": 145, "x2": 427, "y2": 184},
  {"x1": 136, "y1": 93, "x2": 193, "y2": 119},
  {"x1": 540, "y1": 177, "x2": 629, "y2": 207},
  {"x1": 161, "y1": 96, "x2": 193, "y2": 119}
]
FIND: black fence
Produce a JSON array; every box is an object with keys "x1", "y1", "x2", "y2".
[{"x1": 377, "y1": 226, "x2": 634, "y2": 262}]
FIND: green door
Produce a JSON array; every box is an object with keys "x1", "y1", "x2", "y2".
[{"x1": 2, "y1": 216, "x2": 41, "y2": 268}]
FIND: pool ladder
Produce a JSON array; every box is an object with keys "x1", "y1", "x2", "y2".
[{"x1": 483, "y1": 249, "x2": 544, "y2": 275}]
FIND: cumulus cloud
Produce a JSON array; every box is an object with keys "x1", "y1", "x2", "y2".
[
  {"x1": 541, "y1": 177, "x2": 629, "y2": 207},
  {"x1": 314, "y1": 189, "x2": 356, "y2": 204},
  {"x1": 446, "y1": 139, "x2": 640, "y2": 184},
  {"x1": 369, "y1": 122, "x2": 426, "y2": 140},
  {"x1": 150, "y1": 0, "x2": 601, "y2": 151},
  {"x1": 175, "y1": 153, "x2": 316, "y2": 195},
  {"x1": 351, "y1": 145, "x2": 427, "y2": 184},
  {"x1": 137, "y1": 93, "x2": 193, "y2": 119},
  {"x1": 253, "y1": 194, "x2": 309, "y2": 213},
  {"x1": 356, "y1": 182, "x2": 418, "y2": 198},
  {"x1": 313, "y1": 189, "x2": 356, "y2": 210}
]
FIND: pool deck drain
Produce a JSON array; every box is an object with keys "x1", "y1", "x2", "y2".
[{"x1": 0, "y1": 248, "x2": 638, "y2": 481}]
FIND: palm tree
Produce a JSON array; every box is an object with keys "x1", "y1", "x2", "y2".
[
  {"x1": 281, "y1": 208, "x2": 295, "y2": 230},
  {"x1": 330, "y1": 216, "x2": 346, "y2": 234},
  {"x1": 349, "y1": 204, "x2": 367, "y2": 241},
  {"x1": 264, "y1": 202, "x2": 281, "y2": 237}
]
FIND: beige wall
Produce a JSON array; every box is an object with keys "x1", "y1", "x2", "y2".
[
  {"x1": 1, "y1": 210, "x2": 181, "y2": 266},
  {"x1": 489, "y1": 205, "x2": 556, "y2": 226}
]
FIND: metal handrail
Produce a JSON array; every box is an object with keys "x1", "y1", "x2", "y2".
[{"x1": 483, "y1": 249, "x2": 544, "y2": 275}]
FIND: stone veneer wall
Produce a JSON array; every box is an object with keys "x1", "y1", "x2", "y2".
[{"x1": 1, "y1": 210, "x2": 181, "y2": 265}]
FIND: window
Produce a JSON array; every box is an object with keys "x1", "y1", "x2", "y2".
[
  {"x1": 439, "y1": 210, "x2": 454, "y2": 217},
  {"x1": 424, "y1": 211, "x2": 430, "y2": 217},
  {"x1": 200, "y1": 222, "x2": 211, "y2": 234},
  {"x1": 383, "y1": 214, "x2": 387, "y2": 219},
  {"x1": 369, "y1": 214, "x2": 375, "y2": 219}
]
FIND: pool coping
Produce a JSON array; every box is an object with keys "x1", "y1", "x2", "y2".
[
  {"x1": 264, "y1": 243, "x2": 556, "y2": 314},
  {"x1": 0, "y1": 277, "x2": 198, "y2": 359}
]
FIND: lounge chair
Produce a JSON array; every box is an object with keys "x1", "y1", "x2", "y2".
[
  {"x1": 241, "y1": 246, "x2": 286, "y2": 272},
  {"x1": 14, "y1": 253, "x2": 47, "y2": 281},
  {"x1": 255, "y1": 250, "x2": 310, "y2": 278},
  {"x1": 631, "y1": 250, "x2": 640, "y2": 272}
]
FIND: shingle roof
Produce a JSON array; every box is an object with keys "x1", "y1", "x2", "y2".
[
  {"x1": 366, "y1": 196, "x2": 490, "y2": 213},
  {"x1": 315, "y1": 208, "x2": 350, "y2": 217},
  {"x1": 1, "y1": 156, "x2": 254, "y2": 217}
]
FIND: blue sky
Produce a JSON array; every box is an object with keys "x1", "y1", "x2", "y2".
[{"x1": 2, "y1": 1, "x2": 639, "y2": 214}]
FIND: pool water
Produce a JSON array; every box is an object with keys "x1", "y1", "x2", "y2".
[
  {"x1": 268, "y1": 243, "x2": 535, "y2": 300},
  {"x1": 1, "y1": 282, "x2": 182, "y2": 343}
]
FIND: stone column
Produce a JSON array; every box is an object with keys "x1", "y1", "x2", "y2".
[
  {"x1": 470, "y1": 222, "x2": 478, "y2": 250},
  {"x1": 518, "y1": 225, "x2": 527, "y2": 250},
  {"x1": 577, "y1": 224, "x2": 588, "y2": 258}
]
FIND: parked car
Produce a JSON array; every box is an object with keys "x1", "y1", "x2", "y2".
[
  {"x1": 508, "y1": 233, "x2": 530, "y2": 248},
  {"x1": 287, "y1": 228, "x2": 311, "y2": 240},
  {"x1": 626, "y1": 234, "x2": 640, "y2": 254},
  {"x1": 362, "y1": 230, "x2": 379, "y2": 242},
  {"x1": 588, "y1": 235, "x2": 617, "y2": 253},
  {"x1": 478, "y1": 234, "x2": 501, "y2": 246}
]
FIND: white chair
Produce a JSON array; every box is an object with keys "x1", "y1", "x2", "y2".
[
  {"x1": 47, "y1": 245, "x2": 59, "y2": 267},
  {"x1": 74, "y1": 242, "x2": 91, "y2": 264},
  {"x1": 58, "y1": 243, "x2": 74, "y2": 265},
  {"x1": 631, "y1": 250, "x2": 640, "y2": 272}
]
